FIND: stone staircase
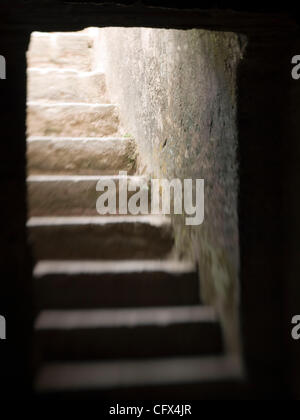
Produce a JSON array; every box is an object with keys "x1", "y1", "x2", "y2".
[{"x1": 26, "y1": 30, "x2": 243, "y2": 399}]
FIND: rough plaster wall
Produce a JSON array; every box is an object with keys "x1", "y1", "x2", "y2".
[{"x1": 96, "y1": 27, "x2": 245, "y2": 353}]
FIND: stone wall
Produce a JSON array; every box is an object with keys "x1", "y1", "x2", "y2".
[{"x1": 95, "y1": 27, "x2": 246, "y2": 353}]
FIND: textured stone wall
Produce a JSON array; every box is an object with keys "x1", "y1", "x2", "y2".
[{"x1": 95, "y1": 28, "x2": 246, "y2": 352}]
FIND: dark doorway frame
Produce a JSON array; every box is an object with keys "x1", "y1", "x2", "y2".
[{"x1": 0, "y1": 1, "x2": 299, "y2": 399}]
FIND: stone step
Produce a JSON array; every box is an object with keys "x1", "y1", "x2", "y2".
[
  {"x1": 27, "y1": 69, "x2": 108, "y2": 103},
  {"x1": 27, "y1": 31, "x2": 94, "y2": 71},
  {"x1": 27, "y1": 175, "x2": 148, "y2": 216},
  {"x1": 27, "y1": 102, "x2": 120, "y2": 137},
  {"x1": 27, "y1": 137, "x2": 136, "y2": 176},
  {"x1": 35, "y1": 356, "x2": 243, "y2": 399},
  {"x1": 33, "y1": 260, "x2": 199, "y2": 309},
  {"x1": 35, "y1": 306, "x2": 223, "y2": 360},
  {"x1": 27, "y1": 216, "x2": 173, "y2": 260}
]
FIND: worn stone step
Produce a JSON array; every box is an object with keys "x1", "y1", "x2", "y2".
[
  {"x1": 27, "y1": 216, "x2": 173, "y2": 260},
  {"x1": 27, "y1": 69, "x2": 108, "y2": 103},
  {"x1": 35, "y1": 356, "x2": 243, "y2": 399},
  {"x1": 27, "y1": 137, "x2": 136, "y2": 176},
  {"x1": 35, "y1": 306, "x2": 223, "y2": 360},
  {"x1": 27, "y1": 175, "x2": 148, "y2": 216},
  {"x1": 27, "y1": 31, "x2": 94, "y2": 71},
  {"x1": 33, "y1": 260, "x2": 199, "y2": 309},
  {"x1": 27, "y1": 102, "x2": 120, "y2": 137}
]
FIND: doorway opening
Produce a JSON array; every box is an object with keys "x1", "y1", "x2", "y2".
[{"x1": 26, "y1": 27, "x2": 243, "y2": 398}]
